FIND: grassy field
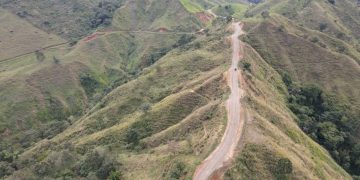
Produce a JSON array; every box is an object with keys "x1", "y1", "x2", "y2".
[
  {"x1": 179, "y1": 0, "x2": 204, "y2": 13},
  {"x1": 0, "y1": 8, "x2": 65, "y2": 61}
]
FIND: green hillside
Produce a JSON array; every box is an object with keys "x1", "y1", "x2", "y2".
[{"x1": 0, "y1": 0, "x2": 359, "y2": 179}]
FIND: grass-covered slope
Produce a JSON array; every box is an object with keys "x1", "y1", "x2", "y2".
[
  {"x1": 224, "y1": 44, "x2": 351, "y2": 179},
  {"x1": 112, "y1": 0, "x2": 202, "y2": 31},
  {"x1": 0, "y1": 8, "x2": 65, "y2": 61},
  {"x1": 244, "y1": 0, "x2": 360, "y2": 45},
  {"x1": 3, "y1": 23, "x2": 232, "y2": 179},
  {"x1": 0, "y1": 0, "x2": 124, "y2": 39},
  {"x1": 242, "y1": 16, "x2": 360, "y2": 109},
  {"x1": 0, "y1": 0, "x2": 205, "y2": 165},
  {"x1": 235, "y1": 0, "x2": 360, "y2": 177}
]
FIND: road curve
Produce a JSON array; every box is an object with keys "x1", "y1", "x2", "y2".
[{"x1": 193, "y1": 22, "x2": 245, "y2": 180}]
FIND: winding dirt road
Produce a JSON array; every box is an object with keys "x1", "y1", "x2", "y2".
[{"x1": 193, "y1": 22, "x2": 245, "y2": 180}]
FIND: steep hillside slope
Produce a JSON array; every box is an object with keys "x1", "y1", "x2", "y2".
[
  {"x1": 3, "y1": 22, "x2": 232, "y2": 179},
  {"x1": 0, "y1": 8, "x2": 65, "y2": 61},
  {"x1": 112, "y1": 0, "x2": 202, "y2": 31},
  {"x1": 239, "y1": 0, "x2": 360, "y2": 177},
  {"x1": 0, "y1": 0, "x2": 203, "y2": 162},
  {"x1": 0, "y1": 0, "x2": 124, "y2": 39},
  {"x1": 225, "y1": 44, "x2": 350, "y2": 179}
]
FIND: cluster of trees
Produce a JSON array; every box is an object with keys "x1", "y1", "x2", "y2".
[
  {"x1": 281, "y1": 73, "x2": 360, "y2": 176},
  {"x1": 90, "y1": 1, "x2": 121, "y2": 28},
  {"x1": 80, "y1": 73, "x2": 101, "y2": 96},
  {"x1": 73, "y1": 151, "x2": 121, "y2": 179}
]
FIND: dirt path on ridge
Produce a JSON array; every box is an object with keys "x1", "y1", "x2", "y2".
[{"x1": 193, "y1": 22, "x2": 246, "y2": 180}]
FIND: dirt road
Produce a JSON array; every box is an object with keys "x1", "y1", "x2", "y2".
[{"x1": 193, "y1": 22, "x2": 245, "y2": 180}]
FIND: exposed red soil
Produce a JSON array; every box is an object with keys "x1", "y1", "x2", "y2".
[
  {"x1": 83, "y1": 32, "x2": 106, "y2": 42},
  {"x1": 157, "y1": 27, "x2": 169, "y2": 32},
  {"x1": 196, "y1": 12, "x2": 213, "y2": 24}
]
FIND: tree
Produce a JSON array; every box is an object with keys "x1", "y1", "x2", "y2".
[
  {"x1": 169, "y1": 162, "x2": 187, "y2": 179},
  {"x1": 328, "y1": 0, "x2": 335, "y2": 5},
  {"x1": 35, "y1": 50, "x2": 45, "y2": 62},
  {"x1": 242, "y1": 62, "x2": 252, "y2": 72},
  {"x1": 125, "y1": 129, "x2": 139, "y2": 146},
  {"x1": 276, "y1": 158, "x2": 293, "y2": 174},
  {"x1": 319, "y1": 23, "x2": 328, "y2": 32},
  {"x1": 226, "y1": 16, "x2": 233, "y2": 23},
  {"x1": 140, "y1": 103, "x2": 151, "y2": 113},
  {"x1": 317, "y1": 122, "x2": 345, "y2": 150},
  {"x1": 261, "y1": 11, "x2": 270, "y2": 18}
]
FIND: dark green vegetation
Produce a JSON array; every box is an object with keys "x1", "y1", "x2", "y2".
[{"x1": 283, "y1": 74, "x2": 360, "y2": 176}]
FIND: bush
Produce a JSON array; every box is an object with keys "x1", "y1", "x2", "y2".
[
  {"x1": 276, "y1": 158, "x2": 293, "y2": 174},
  {"x1": 80, "y1": 74, "x2": 100, "y2": 96},
  {"x1": 173, "y1": 35, "x2": 195, "y2": 48},
  {"x1": 35, "y1": 50, "x2": 45, "y2": 62},
  {"x1": 96, "y1": 163, "x2": 116, "y2": 179},
  {"x1": 261, "y1": 11, "x2": 270, "y2": 18},
  {"x1": 90, "y1": 1, "x2": 120, "y2": 28},
  {"x1": 0, "y1": 150, "x2": 15, "y2": 163},
  {"x1": 319, "y1": 23, "x2": 328, "y2": 32},
  {"x1": 0, "y1": 162, "x2": 14, "y2": 178},
  {"x1": 224, "y1": 5, "x2": 234, "y2": 15},
  {"x1": 169, "y1": 162, "x2": 187, "y2": 179},
  {"x1": 77, "y1": 151, "x2": 104, "y2": 177},
  {"x1": 242, "y1": 62, "x2": 252, "y2": 72},
  {"x1": 328, "y1": 0, "x2": 335, "y2": 5},
  {"x1": 108, "y1": 171, "x2": 123, "y2": 180}
]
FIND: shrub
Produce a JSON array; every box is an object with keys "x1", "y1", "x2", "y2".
[
  {"x1": 90, "y1": 1, "x2": 120, "y2": 28},
  {"x1": 319, "y1": 23, "x2": 328, "y2": 32},
  {"x1": 78, "y1": 151, "x2": 104, "y2": 177},
  {"x1": 328, "y1": 0, "x2": 336, "y2": 5},
  {"x1": 125, "y1": 129, "x2": 140, "y2": 146},
  {"x1": 34, "y1": 162, "x2": 51, "y2": 176},
  {"x1": 96, "y1": 163, "x2": 116, "y2": 179},
  {"x1": 140, "y1": 103, "x2": 151, "y2": 113},
  {"x1": 35, "y1": 50, "x2": 45, "y2": 62},
  {"x1": 169, "y1": 162, "x2": 187, "y2": 179},
  {"x1": 337, "y1": 45, "x2": 346, "y2": 53},
  {"x1": 80, "y1": 74, "x2": 100, "y2": 96},
  {"x1": 310, "y1": 37, "x2": 319, "y2": 43},
  {"x1": 108, "y1": 171, "x2": 123, "y2": 180},
  {"x1": 173, "y1": 35, "x2": 195, "y2": 48},
  {"x1": 276, "y1": 158, "x2": 293, "y2": 174},
  {"x1": 224, "y1": 5, "x2": 234, "y2": 15},
  {"x1": 0, "y1": 150, "x2": 15, "y2": 163},
  {"x1": 0, "y1": 162, "x2": 14, "y2": 178},
  {"x1": 261, "y1": 11, "x2": 270, "y2": 18},
  {"x1": 242, "y1": 62, "x2": 252, "y2": 72}
]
